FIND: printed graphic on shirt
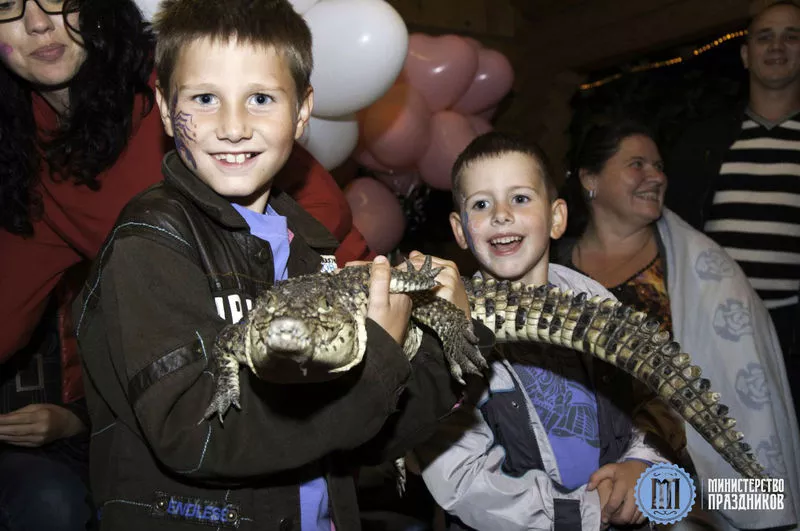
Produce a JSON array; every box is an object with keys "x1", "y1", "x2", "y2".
[
  {"x1": 510, "y1": 347, "x2": 601, "y2": 489},
  {"x1": 513, "y1": 357, "x2": 600, "y2": 447},
  {"x1": 213, "y1": 291, "x2": 254, "y2": 324}
]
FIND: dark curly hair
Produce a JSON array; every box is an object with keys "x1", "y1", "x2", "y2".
[{"x1": 0, "y1": 0, "x2": 155, "y2": 236}]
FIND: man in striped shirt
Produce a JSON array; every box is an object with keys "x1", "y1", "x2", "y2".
[{"x1": 666, "y1": 0, "x2": 800, "y2": 416}]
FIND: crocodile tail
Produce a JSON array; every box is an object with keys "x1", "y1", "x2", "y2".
[{"x1": 464, "y1": 276, "x2": 766, "y2": 479}]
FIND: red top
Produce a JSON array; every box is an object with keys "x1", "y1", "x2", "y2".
[{"x1": 0, "y1": 84, "x2": 374, "y2": 400}]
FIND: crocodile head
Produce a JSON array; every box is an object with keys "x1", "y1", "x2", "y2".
[{"x1": 242, "y1": 280, "x2": 368, "y2": 382}]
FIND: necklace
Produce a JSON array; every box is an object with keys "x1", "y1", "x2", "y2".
[{"x1": 575, "y1": 229, "x2": 655, "y2": 279}]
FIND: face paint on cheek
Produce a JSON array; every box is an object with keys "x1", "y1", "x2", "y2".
[
  {"x1": 0, "y1": 44, "x2": 13, "y2": 57},
  {"x1": 171, "y1": 92, "x2": 198, "y2": 170},
  {"x1": 460, "y1": 212, "x2": 477, "y2": 253},
  {"x1": 461, "y1": 212, "x2": 491, "y2": 266}
]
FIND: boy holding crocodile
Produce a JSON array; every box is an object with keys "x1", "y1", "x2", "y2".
[{"x1": 73, "y1": 0, "x2": 493, "y2": 528}]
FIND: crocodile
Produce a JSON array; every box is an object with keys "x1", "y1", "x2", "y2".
[{"x1": 204, "y1": 256, "x2": 766, "y2": 480}]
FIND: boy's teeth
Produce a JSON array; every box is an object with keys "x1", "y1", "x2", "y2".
[
  {"x1": 215, "y1": 153, "x2": 251, "y2": 164},
  {"x1": 491, "y1": 236, "x2": 521, "y2": 245}
]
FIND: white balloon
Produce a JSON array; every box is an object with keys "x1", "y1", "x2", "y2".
[
  {"x1": 133, "y1": 0, "x2": 159, "y2": 22},
  {"x1": 299, "y1": 114, "x2": 359, "y2": 170},
  {"x1": 287, "y1": 0, "x2": 319, "y2": 15},
  {"x1": 133, "y1": 0, "x2": 318, "y2": 23},
  {"x1": 305, "y1": 0, "x2": 408, "y2": 118}
]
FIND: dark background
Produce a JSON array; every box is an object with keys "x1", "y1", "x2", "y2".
[{"x1": 372, "y1": 30, "x2": 750, "y2": 274}]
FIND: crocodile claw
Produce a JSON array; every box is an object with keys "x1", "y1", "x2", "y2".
[
  {"x1": 443, "y1": 320, "x2": 487, "y2": 385},
  {"x1": 203, "y1": 387, "x2": 241, "y2": 425}
]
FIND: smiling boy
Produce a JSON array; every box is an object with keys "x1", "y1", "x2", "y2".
[
  {"x1": 155, "y1": 38, "x2": 306, "y2": 213},
  {"x1": 416, "y1": 132, "x2": 673, "y2": 530},
  {"x1": 72, "y1": 1, "x2": 489, "y2": 529}
]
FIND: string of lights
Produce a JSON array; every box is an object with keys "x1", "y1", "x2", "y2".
[{"x1": 579, "y1": 29, "x2": 748, "y2": 91}]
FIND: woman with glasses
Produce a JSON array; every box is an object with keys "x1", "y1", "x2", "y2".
[{"x1": 0, "y1": 2, "x2": 373, "y2": 529}]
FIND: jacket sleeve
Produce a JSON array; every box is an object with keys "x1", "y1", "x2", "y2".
[
  {"x1": 416, "y1": 401, "x2": 603, "y2": 531},
  {"x1": 79, "y1": 232, "x2": 416, "y2": 482},
  {"x1": 278, "y1": 144, "x2": 376, "y2": 264},
  {"x1": 356, "y1": 321, "x2": 495, "y2": 465}
]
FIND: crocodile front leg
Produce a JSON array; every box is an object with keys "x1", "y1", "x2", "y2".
[
  {"x1": 411, "y1": 292, "x2": 485, "y2": 384},
  {"x1": 203, "y1": 322, "x2": 248, "y2": 423}
]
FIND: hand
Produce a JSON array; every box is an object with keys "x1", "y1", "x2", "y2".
[
  {"x1": 0, "y1": 404, "x2": 86, "y2": 447},
  {"x1": 407, "y1": 250, "x2": 471, "y2": 320},
  {"x1": 587, "y1": 461, "x2": 647, "y2": 527},
  {"x1": 367, "y1": 255, "x2": 412, "y2": 345},
  {"x1": 342, "y1": 260, "x2": 371, "y2": 268},
  {"x1": 594, "y1": 478, "x2": 613, "y2": 530}
]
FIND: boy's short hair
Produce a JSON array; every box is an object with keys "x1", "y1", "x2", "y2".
[
  {"x1": 451, "y1": 131, "x2": 557, "y2": 210},
  {"x1": 153, "y1": 0, "x2": 313, "y2": 103}
]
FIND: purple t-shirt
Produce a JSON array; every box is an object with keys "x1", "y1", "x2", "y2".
[
  {"x1": 510, "y1": 348, "x2": 600, "y2": 490},
  {"x1": 232, "y1": 202, "x2": 332, "y2": 531}
]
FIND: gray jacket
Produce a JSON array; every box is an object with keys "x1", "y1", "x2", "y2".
[{"x1": 416, "y1": 265, "x2": 671, "y2": 531}]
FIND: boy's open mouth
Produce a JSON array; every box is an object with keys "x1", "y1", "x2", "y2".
[
  {"x1": 213, "y1": 152, "x2": 259, "y2": 165},
  {"x1": 489, "y1": 235, "x2": 523, "y2": 254}
]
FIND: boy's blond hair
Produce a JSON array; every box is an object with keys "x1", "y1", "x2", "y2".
[{"x1": 153, "y1": 0, "x2": 312, "y2": 102}]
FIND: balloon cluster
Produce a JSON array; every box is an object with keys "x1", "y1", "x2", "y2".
[
  {"x1": 287, "y1": 0, "x2": 413, "y2": 254},
  {"x1": 355, "y1": 34, "x2": 514, "y2": 190},
  {"x1": 296, "y1": 0, "x2": 410, "y2": 171},
  {"x1": 345, "y1": 33, "x2": 514, "y2": 254}
]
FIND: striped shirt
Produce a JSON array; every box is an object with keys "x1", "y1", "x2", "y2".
[{"x1": 704, "y1": 110, "x2": 800, "y2": 310}]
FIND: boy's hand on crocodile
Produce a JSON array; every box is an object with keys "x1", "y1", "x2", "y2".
[
  {"x1": 408, "y1": 250, "x2": 471, "y2": 320},
  {"x1": 367, "y1": 255, "x2": 412, "y2": 345}
]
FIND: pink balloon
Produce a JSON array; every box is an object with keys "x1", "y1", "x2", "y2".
[
  {"x1": 373, "y1": 170, "x2": 421, "y2": 196},
  {"x1": 353, "y1": 145, "x2": 394, "y2": 173},
  {"x1": 417, "y1": 111, "x2": 479, "y2": 190},
  {"x1": 345, "y1": 178, "x2": 407, "y2": 254},
  {"x1": 359, "y1": 83, "x2": 432, "y2": 170},
  {"x1": 477, "y1": 106, "x2": 498, "y2": 121},
  {"x1": 462, "y1": 36, "x2": 483, "y2": 51},
  {"x1": 467, "y1": 115, "x2": 493, "y2": 136},
  {"x1": 402, "y1": 34, "x2": 479, "y2": 112},
  {"x1": 452, "y1": 48, "x2": 514, "y2": 115}
]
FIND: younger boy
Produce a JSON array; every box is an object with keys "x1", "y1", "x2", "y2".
[
  {"x1": 416, "y1": 132, "x2": 674, "y2": 530},
  {"x1": 73, "y1": 1, "x2": 491, "y2": 529}
]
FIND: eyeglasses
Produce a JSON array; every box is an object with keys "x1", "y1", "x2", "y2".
[{"x1": 0, "y1": 0, "x2": 77, "y2": 23}]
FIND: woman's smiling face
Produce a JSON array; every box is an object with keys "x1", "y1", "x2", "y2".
[{"x1": 586, "y1": 134, "x2": 667, "y2": 227}]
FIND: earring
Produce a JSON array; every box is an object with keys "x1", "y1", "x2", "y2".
[{"x1": 584, "y1": 188, "x2": 596, "y2": 201}]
